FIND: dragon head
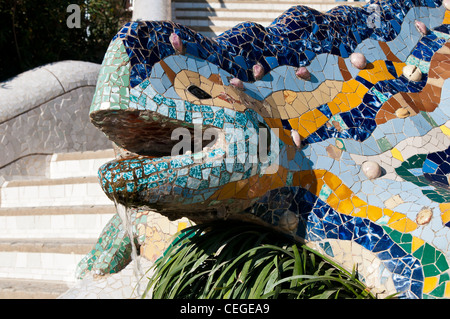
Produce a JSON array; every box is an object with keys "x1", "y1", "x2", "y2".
[{"x1": 89, "y1": 20, "x2": 297, "y2": 223}]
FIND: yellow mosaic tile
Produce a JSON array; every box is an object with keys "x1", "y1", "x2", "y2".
[
  {"x1": 445, "y1": 282, "x2": 450, "y2": 299},
  {"x1": 294, "y1": 170, "x2": 421, "y2": 231},
  {"x1": 337, "y1": 198, "x2": 355, "y2": 215},
  {"x1": 327, "y1": 192, "x2": 341, "y2": 208},
  {"x1": 391, "y1": 147, "x2": 404, "y2": 162},
  {"x1": 334, "y1": 184, "x2": 353, "y2": 200},
  {"x1": 327, "y1": 101, "x2": 341, "y2": 114},
  {"x1": 388, "y1": 211, "x2": 407, "y2": 223},
  {"x1": 444, "y1": 9, "x2": 450, "y2": 24},
  {"x1": 423, "y1": 276, "x2": 439, "y2": 294},
  {"x1": 394, "y1": 62, "x2": 407, "y2": 77},
  {"x1": 382, "y1": 208, "x2": 395, "y2": 217},
  {"x1": 298, "y1": 120, "x2": 317, "y2": 136},
  {"x1": 297, "y1": 109, "x2": 329, "y2": 135},
  {"x1": 348, "y1": 90, "x2": 365, "y2": 109},
  {"x1": 323, "y1": 171, "x2": 342, "y2": 190},
  {"x1": 352, "y1": 205, "x2": 369, "y2": 218},
  {"x1": 440, "y1": 203, "x2": 450, "y2": 225},
  {"x1": 388, "y1": 216, "x2": 418, "y2": 233},
  {"x1": 367, "y1": 206, "x2": 383, "y2": 221},
  {"x1": 403, "y1": 219, "x2": 418, "y2": 233},
  {"x1": 350, "y1": 195, "x2": 367, "y2": 209},
  {"x1": 334, "y1": 93, "x2": 352, "y2": 112},
  {"x1": 356, "y1": 82, "x2": 369, "y2": 99},
  {"x1": 412, "y1": 236, "x2": 426, "y2": 252},
  {"x1": 177, "y1": 222, "x2": 188, "y2": 232},
  {"x1": 287, "y1": 117, "x2": 300, "y2": 130},
  {"x1": 342, "y1": 79, "x2": 360, "y2": 93},
  {"x1": 440, "y1": 124, "x2": 450, "y2": 137}
]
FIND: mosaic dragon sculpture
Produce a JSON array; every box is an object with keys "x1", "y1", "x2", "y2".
[{"x1": 78, "y1": 0, "x2": 450, "y2": 299}]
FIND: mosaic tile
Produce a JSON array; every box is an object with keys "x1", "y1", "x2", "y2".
[{"x1": 78, "y1": 0, "x2": 450, "y2": 299}]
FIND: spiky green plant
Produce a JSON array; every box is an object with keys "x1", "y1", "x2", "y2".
[{"x1": 143, "y1": 221, "x2": 383, "y2": 299}]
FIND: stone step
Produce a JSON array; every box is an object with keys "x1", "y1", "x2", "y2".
[
  {"x1": 173, "y1": 0, "x2": 367, "y2": 14},
  {"x1": 175, "y1": 8, "x2": 286, "y2": 20},
  {"x1": 0, "y1": 206, "x2": 115, "y2": 239},
  {"x1": 173, "y1": 4, "x2": 344, "y2": 17},
  {"x1": 0, "y1": 242, "x2": 88, "y2": 283},
  {"x1": 0, "y1": 238, "x2": 96, "y2": 254},
  {"x1": 172, "y1": 0, "x2": 368, "y2": 36},
  {"x1": 173, "y1": 0, "x2": 367, "y2": 9},
  {"x1": 0, "y1": 176, "x2": 113, "y2": 208},
  {"x1": 0, "y1": 278, "x2": 70, "y2": 299},
  {"x1": 49, "y1": 149, "x2": 115, "y2": 179},
  {"x1": 175, "y1": 17, "x2": 275, "y2": 28}
]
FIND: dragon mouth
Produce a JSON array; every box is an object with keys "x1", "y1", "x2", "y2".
[
  {"x1": 90, "y1": 108, "x2": 232, "y2": 216},
  {"x1": 90, "y1": 109, "x2": 219, "y2": 159}
]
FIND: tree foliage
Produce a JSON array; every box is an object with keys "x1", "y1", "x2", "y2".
[{"x1": 0, "y1": 0, "x2": 131, "y2": 81}]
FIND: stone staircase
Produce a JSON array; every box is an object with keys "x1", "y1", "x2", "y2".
[
  {"x1": 0, "y1": 149, "x2": 116, "y2": 298},
  {"x1": 172, "y1": 0, "x2": 368, "y2": 37}
]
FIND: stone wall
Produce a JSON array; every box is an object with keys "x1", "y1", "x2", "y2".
[{"x1": 0, "y1": 61, "x2": 112, "y2": 179}]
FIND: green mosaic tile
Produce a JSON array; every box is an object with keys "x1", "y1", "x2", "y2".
[
  {"x1": 420, "y1": 111, "x2": 438, "y2": 127},
  {"x1": 90, "y1": 38, "x2": 131, "y2": 113},
  {"x1": 436, "y1": 253, "x2": 449, "y2": 272},
  {"x1": 376, "y1": 136, "x2": 393, "y2": 153},
  {"x1": 423, "y1": 264, "x2": 441, "y2": 277},
  {"x1": 439, "y1": 272, "x2": 450, "y2": 284}
]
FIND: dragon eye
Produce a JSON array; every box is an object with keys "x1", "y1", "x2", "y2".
[{"x1": 187, "y1": 85, "x2": 212, "y2": 99}]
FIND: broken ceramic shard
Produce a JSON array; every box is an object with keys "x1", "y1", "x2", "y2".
[
  {"x1": 415, "y1": 20, "x2": 428, "y2": 36},
  {"x1": 278, "y1": 211, "x2": 299, "y2": 232},
  {"x1": 295, "y1": 67, "x2": 311, "y2": 80},
  {"x1": 361, "y1": 161, "x2": 382, "y2": 179},
  {"x1": 350, "y1": 52, "x2": 367, "y2": 70},
  {"x1": 403, "y1": 65, "x2": 423, "y2": 81},
  {"x1": 416, "y1": 208, "x2": 433, "y2": 225},
  {"x1": 290, "y1": 129, "x2": 302, "y2": 148},
  {"x1": 230, "y1": 77, "x2": 244, "y2": 90},
  {"x1": 252, "y1": 63, "x2": 264, "y2": 80},
  {"x1": 444, "y1": 0, "x2": 450, "y2": 10},
  {"x1": 395, "y1": 108, "x2": 410, "y2": 118},
  {"x1": 169, "y1": 33, "x2": 184, "y2": 54}
]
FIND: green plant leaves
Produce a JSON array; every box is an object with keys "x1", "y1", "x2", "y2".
[{"x1": 144, "y1": 221, "x2": 376, "y2": 299}]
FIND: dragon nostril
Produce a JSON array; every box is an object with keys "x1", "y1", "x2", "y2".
[{"x1": 187, "y1": 85, "x2": 212, "y2": 99}]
